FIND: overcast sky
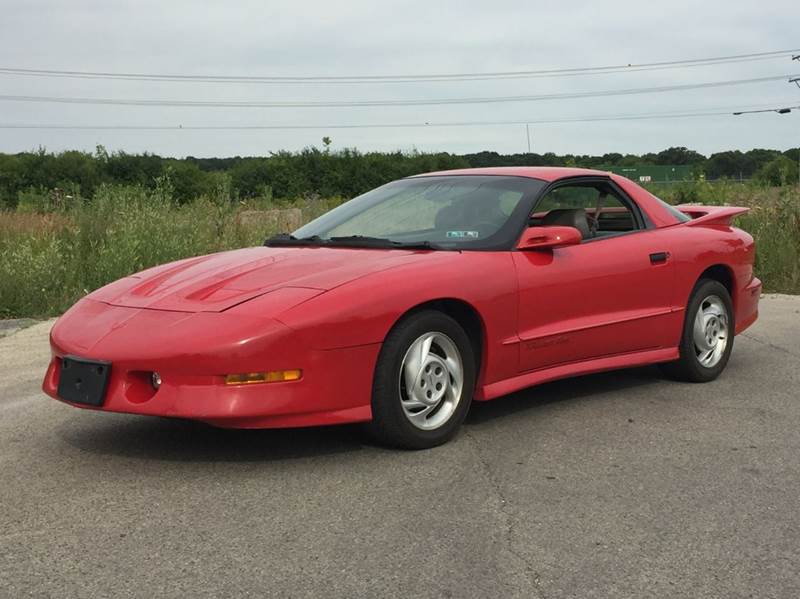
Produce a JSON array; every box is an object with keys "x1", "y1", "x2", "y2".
[{"x1": 0, "y1": 0, "x2": 798, "y2": 157}]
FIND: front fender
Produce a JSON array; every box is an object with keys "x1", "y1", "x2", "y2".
[{"x1": 277, "y1": 251, "x2": 521, "y2": 385}]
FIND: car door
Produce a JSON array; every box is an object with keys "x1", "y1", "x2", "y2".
[{"x1": 513, "y1": 178, "x2": 677, "y2": 373}]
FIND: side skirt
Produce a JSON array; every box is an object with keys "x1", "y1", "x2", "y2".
[{"x1": 476, "y1": 347, "x2": 679, "y2": 401}]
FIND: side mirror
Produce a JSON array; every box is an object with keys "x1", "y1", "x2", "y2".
[{"x1": 516, "y1": 226, "x2": 582, "y2": 250}]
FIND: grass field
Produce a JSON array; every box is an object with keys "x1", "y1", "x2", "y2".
[{"x1": 1, "y1": 179, "x2": 797, "y2": 318}]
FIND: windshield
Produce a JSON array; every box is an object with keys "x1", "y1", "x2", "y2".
[{"x1": 291, "y1": 175, "x2": 546, "y2": 250}]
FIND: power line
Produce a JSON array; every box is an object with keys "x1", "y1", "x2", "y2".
[
  {"x1": 0, "y1": 74, "x2": 796, "y2": 109},
  {"x1": 2, "y1": 102, "x2": 797, "y2": 130},
  {"x1": 0, "y1": 49, "x2": 798, "y2": 84}
]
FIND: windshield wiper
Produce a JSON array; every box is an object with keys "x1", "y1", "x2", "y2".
[
  {"x1": 328, "y1": 235, "x2": 443, "y2": 250},
  {"x1": 266, "y1": 233, "x2": 444, "y2": 250},
  {"x1": 264, "y1": 233, "x2": 325, "y2": 247}
]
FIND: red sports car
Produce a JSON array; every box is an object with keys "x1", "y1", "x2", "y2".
[{"x1": 43, "y1": 167, "x2": 761, "y2": 448}]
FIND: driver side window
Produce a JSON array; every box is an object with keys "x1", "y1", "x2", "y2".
[{"x1": 530, "y1": 182, "x2": 640, "y2": 240}]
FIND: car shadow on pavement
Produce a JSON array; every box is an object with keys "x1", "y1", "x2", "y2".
[
  {"x1": 465, "y1": 365, "x2": 665, "y2": 425},
  {"x1": 57, "y1": 415, "x2": 368, "y2": 462},
  {"x1": 57, "y1": 365, "x2": 668, "y2": 462}
]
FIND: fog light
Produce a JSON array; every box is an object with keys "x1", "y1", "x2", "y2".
[
  {"x1": 224, "y1": 369, "x2": 302, "y2": 385},
  {"x1": 151, "y1": 371, "x2": 162, "y2": 389}
]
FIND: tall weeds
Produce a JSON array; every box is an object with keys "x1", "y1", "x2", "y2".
[
  {"x1": 0, "y1": 179, "x2": 336, "y2": 317},
  {"x1": 1, "y1": 180, "x2": 797, "y2": 318}
]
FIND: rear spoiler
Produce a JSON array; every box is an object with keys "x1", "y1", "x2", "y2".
[{"x1": 676, "y1": 205, "x2": 749, "y2": 227}]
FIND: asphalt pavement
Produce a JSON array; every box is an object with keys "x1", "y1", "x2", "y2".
[{"x1": 1, "y1": 295, "x2": 798, "y2": 598}]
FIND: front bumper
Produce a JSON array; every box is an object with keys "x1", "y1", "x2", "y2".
[{"x1": 42, "y1": 299, "x2": 378, "y2": 428}]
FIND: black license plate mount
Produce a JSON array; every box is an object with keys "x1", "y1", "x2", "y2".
[{"x1": 57, "y1": 355, "x2": 112, "y2": 407}]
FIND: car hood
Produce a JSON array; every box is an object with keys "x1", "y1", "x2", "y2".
[{"x1": 89, "y1": 246, "x2": 429, "y2": 313}]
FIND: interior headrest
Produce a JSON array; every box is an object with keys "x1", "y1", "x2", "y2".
[{"x1": 541, "y1": 208, "x2": 590, "y2": 239}]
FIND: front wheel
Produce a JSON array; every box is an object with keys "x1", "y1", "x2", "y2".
[
  {"x1": 660, "y1": 278, "x2": 735, "y2": 382},
  {"x1": 366, "y1": 310, "x2": 476, "y2": 449}
]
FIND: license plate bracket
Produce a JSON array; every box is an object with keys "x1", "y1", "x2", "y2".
[{"x1": 57, "y1": 356, "x2": 112, "y2": 406}]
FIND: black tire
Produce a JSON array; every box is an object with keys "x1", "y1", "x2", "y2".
[
  {"x1": 366, "y1": 310, "x2": 476, "y2": 449},
  {"x1": 660, "y1": 278, "x2": 735, "y2": 382}
]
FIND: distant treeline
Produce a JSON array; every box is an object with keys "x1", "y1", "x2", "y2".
[{"x1": 1, "y1": 144, "x2": 798, "y2": 207}]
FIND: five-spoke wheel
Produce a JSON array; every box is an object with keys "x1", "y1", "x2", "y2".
[
  {"x1": 399, "y1": 332, "x2": 464, "y2": 430},
  {"x1": 692, "y1": 295, "x2": 729, "y2": 368},
  {"x1": 661, "y1": 278, "x2": 734, "y2": 382},
  {"x1": 368, "y1": 310, "x2": 475, "y2": 449}
]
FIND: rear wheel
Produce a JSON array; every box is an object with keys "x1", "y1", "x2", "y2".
[
  {"x1": 660, "y1": 279, "x2": 734, "y2": 382},
  {"x1": 367, "y1": 310, "x2": 476, "y2": 449}
]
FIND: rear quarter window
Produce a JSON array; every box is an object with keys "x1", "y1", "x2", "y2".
[{"x1": 650, "y1": 194, "x2": 691, "y2": 222}]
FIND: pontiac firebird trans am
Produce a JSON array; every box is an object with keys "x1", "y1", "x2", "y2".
[{"x1": 43, "y1": 167, "x2": 761, "y2": 448}]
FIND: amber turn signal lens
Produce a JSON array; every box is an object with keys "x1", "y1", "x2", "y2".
[{"x1": 224, "y1": 370, "x2": 302, "y2": 385}]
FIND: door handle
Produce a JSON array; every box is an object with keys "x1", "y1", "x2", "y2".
[{"x1": 649, "y1": 251, "x2": 670, "y2": 265}]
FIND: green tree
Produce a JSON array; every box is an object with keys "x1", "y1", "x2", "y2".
[
  {"x1": 755, "y1": 155, "x2": 799, "y2": 186},
  {"x1": 230, "y1": 159, "x2": 272, "y2": 198},
  {"x1": 655, "y1": 147, "x2": 706, "y2": 165},
  {"x1": 104, "y1": 151, "x2": 164, "y2": 186},
  {"x1": 0, "y1": 154, "x2": 23, "y2": 207},
  {"x1": 164, "y1": 160, "x2": 215, "y2": 203},
  {"x1": 706, "y1": 151, "x2": 748, "y2": 180}
]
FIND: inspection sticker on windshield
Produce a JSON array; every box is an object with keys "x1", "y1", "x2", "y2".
[{"x1": 446, "y1": 230, "x2": 480, "y2": 239}]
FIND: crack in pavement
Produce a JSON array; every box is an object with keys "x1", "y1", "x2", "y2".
[
  {"x1": 463, "y1": 428, "x2": 547, "y2": 599},
  {"x1": 740, "y1": 332, "x2": 800, "y2": 360}
]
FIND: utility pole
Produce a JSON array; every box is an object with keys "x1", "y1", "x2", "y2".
[
  {"x1": 792, "y1": 53, "x2": 800, "y2": 88},
  {"x1": 525, "y1": 123, "x2": 532, "y2": 154},
  {"x1": 793, "y1": 56, "x2": 800, "y2": 186}
]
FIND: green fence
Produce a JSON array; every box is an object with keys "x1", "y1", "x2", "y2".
[{"x1": 598, "y1": 165, "x2": 697, "y2": 183}]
